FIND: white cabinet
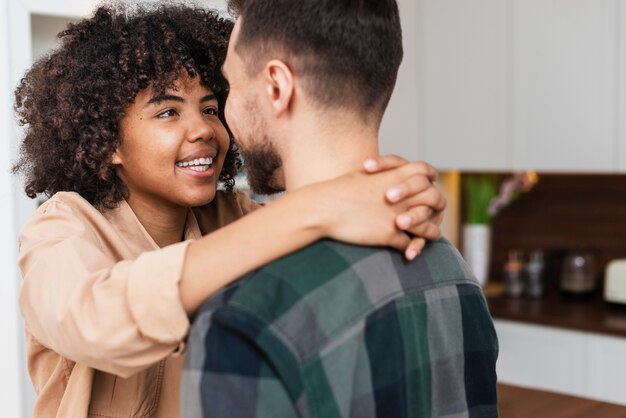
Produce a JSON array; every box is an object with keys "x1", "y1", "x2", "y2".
[
  {"x1": 495, "y1": 319, "x2": 626, "y2": 406},
  {"x1": 414, "y1": 0, "x2": 623, "y2": 172},
  {"x1": 510, "y1": 0, "x2": 616, "y2": 172},
  {"x1": 414, "y1": 0, "x2": 507, "y2": 171},
  {"x1": 587, "y1": 334, "x2": 626, "y2": 405},
  {"x1": 495, "y1": 320, "x2": 586, "y2": 397}
]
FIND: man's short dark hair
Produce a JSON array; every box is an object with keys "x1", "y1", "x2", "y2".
[{"x1": 228, "y1": 0, "x2": 403, "y2": 115}]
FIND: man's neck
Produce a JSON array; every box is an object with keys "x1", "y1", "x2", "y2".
[{"x1": 281, "y1": 114, "x2": 380, "y2": 192}]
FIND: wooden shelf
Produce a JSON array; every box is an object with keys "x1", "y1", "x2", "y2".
[{"x1": 486, "y1": 286, "x2": 626, "y2": 338}]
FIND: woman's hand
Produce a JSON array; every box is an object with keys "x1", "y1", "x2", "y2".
[
  {"x1": 302, "y1": 155, "x2": 446, "y2": 260},
  {"x1": 366, "y1": 155, "x2": 446, "y2": 257}
]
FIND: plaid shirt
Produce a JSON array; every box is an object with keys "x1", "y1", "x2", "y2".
[{"x1": 181, "y1": 238, "x2": 499, "y2": 418}]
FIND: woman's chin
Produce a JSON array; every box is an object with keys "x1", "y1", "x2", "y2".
[{"x1": 185, "y1": 188, "x2": 218, "y2": 207}]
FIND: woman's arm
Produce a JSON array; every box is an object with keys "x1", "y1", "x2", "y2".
[
  {"x1": 18, "y1": 196, "x2": 191, "y2": 378},
  {"x1": 19, "y1": 159, "x2": 443, "y2": 377},
  {"x1": 180, "y1": 158, "x2": 445, "y2": 314}
]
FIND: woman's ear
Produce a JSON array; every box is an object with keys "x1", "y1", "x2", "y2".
[
  {"x1": 263, "y1": 59, "x2": 294, "y2": 116},
  {"x1": 111, "y1": 149, "x2": 122, "y2": 165}
]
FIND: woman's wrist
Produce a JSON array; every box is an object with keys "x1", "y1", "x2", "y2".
[{"x1": 278, "y1": 183, "x2": 331, "y2": 239}]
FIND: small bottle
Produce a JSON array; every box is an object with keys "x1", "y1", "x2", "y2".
[
  {"x1": 503, "y1": 250, "x2": 524, "y2": 298},
  {"x1": 525, "y1": 250, "x2": 545, "y2": 298}
]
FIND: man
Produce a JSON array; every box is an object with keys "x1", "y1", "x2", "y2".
[{"x1": 181, "y1": 0, "x2": 499, "y2": 417}]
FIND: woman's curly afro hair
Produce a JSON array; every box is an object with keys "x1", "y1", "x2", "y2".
[{"x1": 13, "y1": 2, "x2": 240, "y2": 209}]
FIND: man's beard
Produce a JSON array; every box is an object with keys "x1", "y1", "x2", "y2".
[
  {"x1": 236, "y1": 96, "x2": 284, "y2": 195},
  {"x1": 240, "y1": 139, "x2": 284, "y2": 195}
]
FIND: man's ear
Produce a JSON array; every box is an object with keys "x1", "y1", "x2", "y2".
[{"x1": 263, "y1": 60, "x2": 294, "y2": 115}]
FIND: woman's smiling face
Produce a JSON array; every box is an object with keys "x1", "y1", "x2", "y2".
[{"x1": 113, "y1": 74, "x2": 230, "y2": 210}]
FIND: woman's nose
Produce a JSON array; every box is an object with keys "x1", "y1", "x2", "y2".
[{"x1": 187, "y1": 113, "x2": 215, "y2": 143}]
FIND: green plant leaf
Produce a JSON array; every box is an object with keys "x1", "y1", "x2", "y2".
[{"x1": 463, "y1": 174, "x2": 499, "y2": 224}]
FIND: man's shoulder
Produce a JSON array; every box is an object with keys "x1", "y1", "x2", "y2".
[
  {"x1": 201, "y1": 238, "x2": 481, "y2": 360},
  {"x1": 232, "y1": 237, "x2": 479, "y2": 308}
]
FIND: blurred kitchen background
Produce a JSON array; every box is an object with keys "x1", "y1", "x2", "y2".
[{"x1": 2, "y1": 0, "x2": 626, "y2": 417}]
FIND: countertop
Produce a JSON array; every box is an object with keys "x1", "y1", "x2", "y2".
[
  {"x1": 498, "y1": 384, "x2": 626, "y2": 418},
  {"x1": 485, "y1": 284, "x2": 626, "y2": 338}
]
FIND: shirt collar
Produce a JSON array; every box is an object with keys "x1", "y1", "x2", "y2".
[{"x1": 104, "y1": 199, "x2": 202, "y2": 254}]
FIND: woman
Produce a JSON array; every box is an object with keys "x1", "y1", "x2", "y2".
[{"x1": 14, "y1": 3, "x2": 445, "y2": 417}]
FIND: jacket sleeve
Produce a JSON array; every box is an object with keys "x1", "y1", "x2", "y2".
[{"x1": 18, "y1": 199, "x2": 191, "y2": 378}]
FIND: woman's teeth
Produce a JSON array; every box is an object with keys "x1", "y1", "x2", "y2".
[{"x1": 176, "y1": 157, "x2": 213, "y2": 170}]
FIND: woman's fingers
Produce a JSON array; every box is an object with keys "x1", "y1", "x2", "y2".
[
  {"x1": 397, "y1": 182, "x2": 447, "y2": 214},
  {"x1": 386, "y1": 175, "x2": 431, "y2": 203},
  {"x1": 430, "y1": 209, "x2": 445, "y2": 228},
  {"x1": 405, "y1": 237, "x2": 427, "y2": 260},
  {"x1": 392, "y1": 184, "x2": 446, "y2": 231},
  {"x1": 376, "y1": 161, "x2": 446, "y2": 247},
  {"x1": 364, "y1": 156, "x2": 438, "y2": 182},
  {"x1": 408, "y1": 221, "x2": 442, "y2": 241},
  {"x1": 317, "y1": 159, "x2": 445, "y2": 255},
  {"x1": 396, "y1": 206, "x2": 432, "y2": 230},
  {"x1": 363, "y1": 155, "x2": 407, "y2": 172}
]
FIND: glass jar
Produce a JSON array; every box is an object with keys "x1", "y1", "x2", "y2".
[{"x1": 560, "y1": 251, "x2": 596, "y2": 295}]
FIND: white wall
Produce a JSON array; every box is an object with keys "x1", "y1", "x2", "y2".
[
  {"x1": 31, "y1": 15, "x2": 76, "y2": 60},
  {"x1": 1, "y1": 0, "x2": 24, "y2": 415},
  {"x1": 379, "y1": 0, "x2": 419, "y2": 160}
]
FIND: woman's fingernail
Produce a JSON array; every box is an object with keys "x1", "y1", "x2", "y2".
[
  {"x1": 406, "y1": 248, "x2": 418, "y2": 260},
  {"x1": 364, "y1": 159, "x2": 378, "y2": 170},
  {"x1": 387, "y1": 187, "x2": 401, "y2": 202},
  {"x1": 397, "y1": 215, "x2": 411, "y2": 229}
]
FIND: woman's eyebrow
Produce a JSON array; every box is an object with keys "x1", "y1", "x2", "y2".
[
  {"x1": 145, "y1": 94, "x2": 216, "y2": 107},
  {"x1": 146, "y1": 94, "x2": 185, "y2": 106},
  {"x1": 200, "y1": 94, "x2": 217, "y2": 103}
]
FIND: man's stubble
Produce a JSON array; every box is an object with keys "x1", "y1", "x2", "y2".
[{"x1": 237, "y1": 97, "x2": 285, "y2": 196}]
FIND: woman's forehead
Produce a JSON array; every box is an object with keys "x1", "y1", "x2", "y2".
[
  {"x1": 136, "y1": 74, "x2": 215, "y2": 102},
  {"x1": 169, "y1": 73, "x2": 212, "y2": 92}
]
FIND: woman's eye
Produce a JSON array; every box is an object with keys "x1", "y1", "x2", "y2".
[
  {"x1": 203, "y1": 107, "x2": 219, "y2": 117},
  {"x1": 157, "y1": 109, "x2": 178, "y2": 118}
]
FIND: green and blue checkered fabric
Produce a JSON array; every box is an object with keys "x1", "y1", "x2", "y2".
[{"x1": 181, "y1": 238, "x2": 499, "y2": 418}]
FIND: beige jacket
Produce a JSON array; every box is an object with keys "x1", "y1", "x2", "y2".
[{"x1": 18, "y1": 191, "x2": 258, "y2": 418}]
